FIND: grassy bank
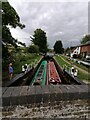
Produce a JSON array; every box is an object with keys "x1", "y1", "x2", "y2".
[
  {"x1": 2, "y1": 53, "x2": 41, "y2": 81},
  {"x1": 54, "y1": 55, "x2": 89, "y2": 81},
  {"x1": 62, "y1": 55, "x2": 88, "y2": 72}
]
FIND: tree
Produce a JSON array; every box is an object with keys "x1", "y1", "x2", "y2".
[
  {"x1": 28, "y1": 45, "x2": 39, "y2": 53},
  {"x1": 17, "y1": 41, "x2": 26, "y2": 47},
  {"x1": 65, "y1": 47, "x2": 70, "y2": 53},
  {"x1": 2, "y1": 2, "x2": 25, "y2": 28},
  {"x1": 2, "y1": 1, "x2": 25, "y2": 59},
  {"x1": 81, "y1": 34, "x2": 90, "y2": 44},
  {"x1": 31, "y1": 28, "x2": 47, "y2": 53},
  {"x1": 53, "y1": 40, "x2": 64, "y2": 54}
]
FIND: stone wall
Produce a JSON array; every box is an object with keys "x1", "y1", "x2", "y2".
[{"x1": 2, "y1": 85, "x2": 90, "y2": 107}]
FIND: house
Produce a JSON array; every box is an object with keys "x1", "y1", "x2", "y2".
[
  {"x1": 80, "y1": 41, "x2": 90, "y2": 59},
  {"x1": 70, "y1": 46, "x2": 81, "y2": 58},
  {"x1": 70, "y1": 41, "x2": 90, "y2": 59}
]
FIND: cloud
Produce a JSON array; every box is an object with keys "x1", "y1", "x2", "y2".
[
  {"x1": 53, "y1": 32, "x2": 64, "y2": 36},
  {"x1": 9, "y1": 27, "x2": 31, "y2": 46},
  {"x1": 8, "y1": 1, "x2": 88, "y2": 48}
]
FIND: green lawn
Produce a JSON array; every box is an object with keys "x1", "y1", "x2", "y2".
[
  {"x1": 54, "y1": 55, "x2": 89, "y2": 81},
  {"x1": 54, "y1": 55, "x2": 71, "y2": 68}
]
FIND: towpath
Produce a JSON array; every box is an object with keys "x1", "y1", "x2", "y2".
[{"x1": 60, "y1": 56, "x2": 89, "y2": 75}]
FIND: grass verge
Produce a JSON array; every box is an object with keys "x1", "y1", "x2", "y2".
[{"x1": 54, "y1": 55, "x2": 89, "y2": 81}]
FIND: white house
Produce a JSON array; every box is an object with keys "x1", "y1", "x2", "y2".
[{"x1": 71, "y1": 46, "x2": 81, "y2": 58}]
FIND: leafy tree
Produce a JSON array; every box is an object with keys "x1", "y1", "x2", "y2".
[
  {"x1": 53, "y1": 40, "x2": 64, "y2": 54},
  {"x1": 2, "y1": 44, "x2": 10, "y2": 59},
  {"x1": 2, "y1": 1, "x2": 25, "y2": 59},
  {"x1": 31, "y1": 28, "x2": 47, "y2": 53},
  {"x1": 81, "y1": 34, "x2": 90, "y2": 44},
  {"x1": 2, "y1": 2, "x2": 25, "y2": 28},
  {"x1": 65, "y1": 47, "x2": 70, "y2": 53},
  {"x1": 28, "y1": 45, "x2": 39, "y2": 53},
  {"x1": 17, "y1": 41, "x2": 26, "y2": 47},
  {"x1": 2, "y1": 26, "x2": 18, "y2": 48}
]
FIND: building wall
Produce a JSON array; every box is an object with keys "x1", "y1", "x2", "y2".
[
  {"x1": 80, "y1": 45, "x2": 90, "y2": 53},
  {"x1": 80, "y1": 44, "x2": 90, "y2": 58}
]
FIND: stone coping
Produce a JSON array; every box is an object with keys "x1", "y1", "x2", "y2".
[{"x1": 2, "y1": 85, "x2": 90, "y2": 107}]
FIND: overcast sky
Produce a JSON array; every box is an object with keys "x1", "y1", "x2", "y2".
[{"x1": 8, "y1": 0, "x2": 89, "y2": 48}]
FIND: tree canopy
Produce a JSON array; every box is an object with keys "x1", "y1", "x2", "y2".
[
  {"x1": 53, "y1": 40, "x2": 64, "y2": 54},
  {"x1": 2, "y1": 1, "x2": 25, "y2": 59},
  {"x1": 81, "y1": 34, "x2": 90, "y2": 44},
  {"x1": 2, "y1": 2, "x2": 25, "y2": 28},
  {"x1": 31, "y1": 28, "x2": 48, "y2": 53},
  {"x1": 28, "y1": 45, "x2": 39, "y2": 53}
]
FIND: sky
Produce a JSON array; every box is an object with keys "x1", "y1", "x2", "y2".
[{"x1": 8, "y1": 0, "x2": 89, "y2": 48}]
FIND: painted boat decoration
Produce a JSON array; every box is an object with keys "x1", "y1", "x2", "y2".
[{"x1": 47, "y1": 61, "x2": 61, "y2": 85}]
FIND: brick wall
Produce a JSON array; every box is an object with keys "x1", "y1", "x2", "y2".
[{"x1": 80, "y1": 45, "x2": 90, "y2": 53}]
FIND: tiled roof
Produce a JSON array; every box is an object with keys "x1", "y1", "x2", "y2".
[{"x1": 80, "y1": 41, "x2": 90, "y2": 46}]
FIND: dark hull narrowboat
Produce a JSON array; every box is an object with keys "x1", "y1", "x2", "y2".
[
  {"x1": 47, "y1": 61, "x2": 61, "y2": 85},
  {"x1": 31, "y1": 60, "x2": 47, "y2": 85}
]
